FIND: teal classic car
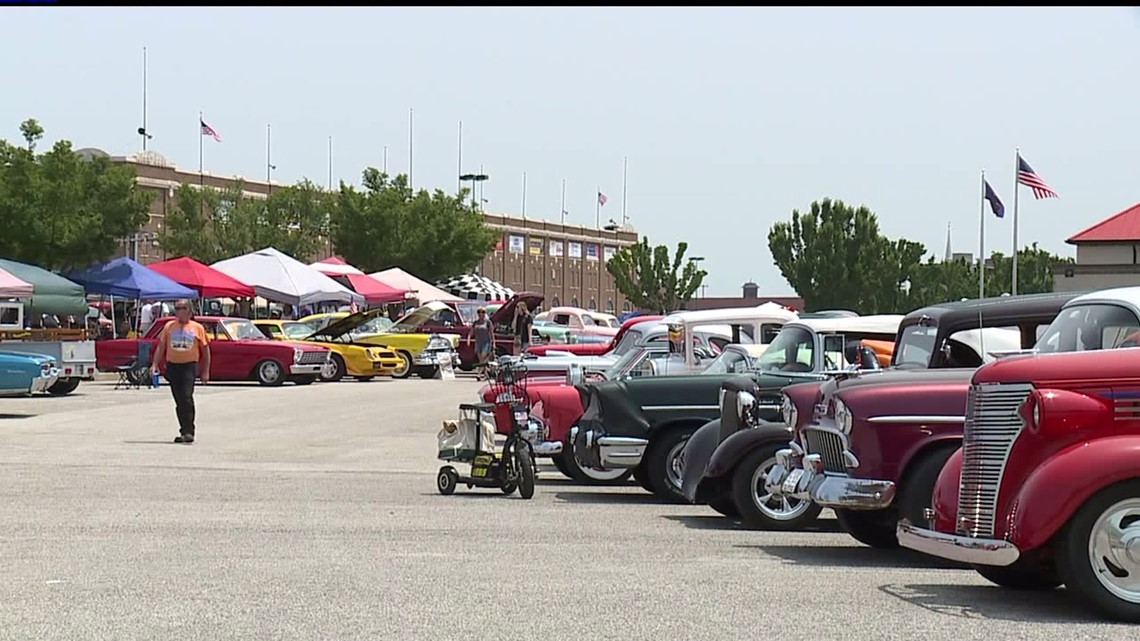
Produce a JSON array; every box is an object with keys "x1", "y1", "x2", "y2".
[{"x1": 0, "y1": 350, "x2": 60, "y2": 396}]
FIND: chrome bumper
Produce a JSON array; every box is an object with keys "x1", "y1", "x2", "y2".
[
  {"x1": 897, "y1": 521, "x2": 1020, "y2": 566},
  {"x1": 764, "y1": 447, "x2": 895, "y2": 510},
  {"x1": 532, "y1": 440, "x2": 563, "y2": 456},
  {"x1": 415, "y1": 349, "x2": 458, "y2": 367},
  {"x1": 30, "y1": 369, "x2": 60, "y2": 393},
  {"x1": 569, "y1": 427, "x2": 648, "y2": 469},
  {"x1": 289, "y1": 364, "x2": 324, "y2": 375}
]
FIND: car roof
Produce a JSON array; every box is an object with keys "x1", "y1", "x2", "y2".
[
  {"x1": 1067, "y1": 286, "x2": 1140, "y2": 313},
  {"x1": 900, "y1": 291, "x2": 1087, "y2": 330},
  {"x1": 727, "y1": 343, "x2": 769, "y2": 357},
  {"x1": 662, "y1": 302, "x2": 798, "y2": 326},
  {"x1": 784, "y1": 314, "x2": 904, "y2": 335}
]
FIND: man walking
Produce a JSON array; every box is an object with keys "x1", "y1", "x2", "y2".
[{"x1": 151, "y1": 300, "x2": 210, "y2": 444}]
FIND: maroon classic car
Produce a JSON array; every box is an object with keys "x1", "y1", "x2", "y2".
[
  {"x1": 763, "y1": 291, "x2": 1079, "y2": 548},
  {"x1": 899, "y1": 289, "x2": 1140, "y2": 623},
  {"x1": 422, "y1": 293, "x2": 544, "y2": 369},
  {"x1": 96, "y1": 316, "x2": 330, "y2": 386}
]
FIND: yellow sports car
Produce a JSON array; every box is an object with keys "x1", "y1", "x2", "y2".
[
  {"x1": 254, "y1": 314, "x2": 402, "y2": 382},
  {"x1": 301, "y1": 303, "x2": 460, "y2": 379}
]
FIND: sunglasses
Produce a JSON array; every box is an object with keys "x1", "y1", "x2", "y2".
[{"x1": 174, "y1": 306, "x2": 190, "y2": 311}]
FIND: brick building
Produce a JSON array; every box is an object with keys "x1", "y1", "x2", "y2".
[
  {"x1": 682, "y1": 281, "x2": 804, "y2": 312},
  {"x1": 95, "y1": 149, "x2": 637, "y2": 311},
  {"x1": 1054, "y1": 202, "x2": 1140, "y2": 292}
]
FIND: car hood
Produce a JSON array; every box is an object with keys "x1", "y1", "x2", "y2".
[
  {"x1": 307, "y1": 308, "x2": 388, "y2": 341},
  {"x1": 388, "y1": 301, "x2": 452, "y2": 333},
  {"x1": 490, "y1": 293, "x2": 545, "y2": 326},
  {"x1": 0, "y1": 350, "x2": 55, "y2": 365},
  {"x1": 278, "y1": 341, "x2": 329, "y2": 351}
]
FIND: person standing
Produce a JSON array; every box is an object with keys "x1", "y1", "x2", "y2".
[
  {"x1": 513, "y1": 302, "x2": 533, "y2": 353},
  {"x1": 151, "y1": 300, "x2": 211, "y2": 444},
  {"x1": 469, "y1": 307, "x2": 494, "y2": 380}
]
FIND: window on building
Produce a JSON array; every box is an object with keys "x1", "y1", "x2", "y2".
[
  {"x1": 589, "y1": 298, "x2": 596, "y2": 311},
  {"x1": 571, "y1": 297, "x2": 579, "y2": 307},
  {"x1": 622, "y1": 301, "x2": 632, "y2": 313},
  {"x1": 552, "y1": 296, "x2": 560, "y2": 307},
  {"x1": 606, "y1": 299, "x2": 614, "y2": 312}
]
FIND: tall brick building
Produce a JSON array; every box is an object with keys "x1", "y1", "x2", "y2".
[{"x1": 95, "y1": 149, "x2": 637, "y2": 311}]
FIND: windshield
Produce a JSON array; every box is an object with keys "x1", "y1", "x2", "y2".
[
  {"x1": 893, "y1": 323, "x2": 937, "y2": 367},
  {"x1": 454, "y1": 303, "x2": 481, "y2": 324},
  {"x1": 282, "y1": 322, "x2": 313, "y2": 340},
  {"x1": 611, "y1": 328, "x2": 644, "y2": 355},
  {"x1": 355, "y1": 316, "x2": 393, "y2": 334},
  {"x1": 223, "y1": 319, "x2": 268, "y2": 340},
  {"x1": 755, "y1": 326, "x2": 814, "y2": 372},
  {"x1": 602, "y1": 346, "x2": 661, "y2": 380},
  {"x1": 1035, "y1": 303, "x2": 1140, "y2": 353},
  {"x1": 700, "y1": 349, "x2": 751, "y2": 375}
]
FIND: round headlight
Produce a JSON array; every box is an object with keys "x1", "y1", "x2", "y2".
[
  {"x1": 293, "y1": 348, "x2": 303, "y2": 363},
  {"x1": 781, "y1": 394, "x2": 798, "y2": 427},
  {"x1": 737, "y1": 390, "x2": 757, "y2": 426},
  {"x1": 834, "y1": 399, "x2": 854, "y2": 434}
]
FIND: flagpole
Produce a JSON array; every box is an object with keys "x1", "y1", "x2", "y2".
[
  {"x1": 521, "y1": 172, "x2": 527, "y2": 219},
  {"x1": 595, "y1": 185, "x2": 600, "y2": 229},
  {"x1": 408, "y1": 108, "x2": 414, "y2": 189},
  {"x1": 979, "y1": 169, "x2": 986, "y2": 299},
  {"x1": 327, "y1": 136, "x2": 333, "y2": 190},
  {"x1": 382, "y1": 146, "x2": 387, "y2": 174},
  {"x1": 621, "y1": 156, "x2": 628, "y2": 226},
  {"x1": 457, "y1": 121, "x2": 462, "y2": 193},
  {"x1": 141, "y1": 46, "x2": 148, "y2": 151},
  {"x1": 198, "y1": 111, "x2": 204, "y2": 187},
  {"x1": 1011, "y1": 147, "x2": 1020, "y2": 296},
  {"x1": 266, "y1": 124, "x2": 273, "y2": 194},
  {"x1": 560, "y1": 179, "x2": 567, "y2": 224}
]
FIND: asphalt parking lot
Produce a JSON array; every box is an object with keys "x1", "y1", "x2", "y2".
[{"x1": 0, "y1": 377, "x2": 1130, "y2": 640}]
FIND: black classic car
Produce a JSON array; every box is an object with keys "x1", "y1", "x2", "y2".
[{"x1": 573, "y1": 315, "x2": 903, "y2": 502}]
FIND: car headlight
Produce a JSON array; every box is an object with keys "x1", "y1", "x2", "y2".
[
  {"x1": 737, "y1": 390, "x2": 758, "y2": 427},
  {"x1": 427, "y1": 336, "x2": 450, "y2": 350},
  {"x1": 834, "y1": 398, "x2": 853, "y2": 434},
  {"x1": 293, "y1": 348, "x2": 303, "y2": 363},
  {"x1": 781, "y1": 394, "x2": 798, "y2": 427}
]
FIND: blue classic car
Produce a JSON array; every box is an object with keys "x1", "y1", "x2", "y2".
[{"x1": 0, "y1": 351, "x2": 60, "y2": 396}]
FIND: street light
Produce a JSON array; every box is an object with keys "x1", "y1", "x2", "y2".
[
  {"x1": 689, "y1": 256, "x2": 707, "y2": 298},
  {"x1": 459, "y1": 173, "x2": 489, "y2": 210}
]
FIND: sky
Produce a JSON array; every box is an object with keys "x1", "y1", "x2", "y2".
[{"x1": 4, "y1": 7, "x2": 1139, "y2": 296}]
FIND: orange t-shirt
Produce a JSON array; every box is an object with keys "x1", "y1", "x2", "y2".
[{"x1": 159, "y1": 320, "x2": 209, "y2": 364}]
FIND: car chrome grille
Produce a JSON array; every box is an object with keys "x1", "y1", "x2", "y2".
[
  {"x1": 956, "y1": 382, "x2": 1032, "y2": 538},
  {"x1": 298, "y1": 351, "x2": 328, "y2": 365},
  {"x1": 802, "y1": 428, "x2": 847, "y2": 473}
]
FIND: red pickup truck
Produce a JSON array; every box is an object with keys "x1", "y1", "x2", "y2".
[{"x1": 96, "y1": 315, "x2": 331, "y2": 386}]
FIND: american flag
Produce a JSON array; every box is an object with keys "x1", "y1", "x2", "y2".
[
  {"x1": 200, "y1": 119, "x2": 222, "y2": 143},
  {"x1": 597, "y1": 191, "x2": 608, "y2": 206},
  {"x1": 1017, "y1": 155, "x2": 1057, "y2": 199}
]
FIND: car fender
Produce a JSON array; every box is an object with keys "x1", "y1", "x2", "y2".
[
  {"x1": 679, "y1": 419, "x2": 721, "y2": 502},
  {"x1": 896, "y1": 434, "x2": 962, "y2": 486},
  {"x1": 1006, "y1": 435, "x2": 1140, "y2": 551},
  {"x1": 704, "y1": 419, "x2": 793, "y2": 479},
  {"x1": 929, "y1": 446, "x2": 962, "y2": 533}
]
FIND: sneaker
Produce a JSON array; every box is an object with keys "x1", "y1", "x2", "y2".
[{"x1": 174, "y1": 434, "x2": 195, "y2": 444}]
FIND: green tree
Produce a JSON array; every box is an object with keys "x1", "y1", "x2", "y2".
[
  {"x1": 160, "y1": 179, "x2": 330, "y2": 264},
  {"x1": 0, "y1": 120, "x2": 150, "y2": 270},
  {"x1": 330, "y1": 169, "x2": 497, "y2": 279},
  {"x1": 606, "y1": 237, "x2": 706, "y2": 313}
]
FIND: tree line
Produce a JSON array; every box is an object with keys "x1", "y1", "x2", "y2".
[
  {"x1": 0, "y1": 119, "x2": 497, "y2": 281},
  {"x1": 767, "y1": 198, "x2": 1075, "y2": 313}
]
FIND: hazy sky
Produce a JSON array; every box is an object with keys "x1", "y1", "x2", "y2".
[{"x1": 5, "y1": 8, "x2": 1139, "y2": 295}]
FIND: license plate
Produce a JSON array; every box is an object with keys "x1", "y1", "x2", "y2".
[
  {"x1": 513, "y1": 411, "x2": 529, "y2": 423},
  {"x1": 781, "y1": 468, "x2": 805, "y2": 494},
  {"x1": 472, "y1": 466, "x2": 487, "y2": 478}
]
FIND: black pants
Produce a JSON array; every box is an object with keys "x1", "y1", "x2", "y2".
[{"x1": 165, "y1": 362, "x2": 198, "y2": 436}]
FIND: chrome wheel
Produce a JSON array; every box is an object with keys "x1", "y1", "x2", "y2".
[
  {"x1": 665, "y1": 441, "x2": 687, "y2": 491},
  {"x1": 1088, "y1": 497, "x2": 1140, "y2": 604},
  {"x1": 750, "y1": 457, "x2": 814, "y2": 521},
  {"x1": 392, "y1": 351, "x2": 412, "y2": 379},
  {"x1": 257, "y1": 360, "x2": 283, "y2": 385}
]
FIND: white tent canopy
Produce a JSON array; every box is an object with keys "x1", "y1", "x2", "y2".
[
  {"x1": 212, "y1": 247, "x2": 364, "y2": 306},
  {"x1": 369, "y1": 267, "x2": 463, "y2": 303}
]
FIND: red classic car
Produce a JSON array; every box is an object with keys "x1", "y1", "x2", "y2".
[
  {"x1": 96, "y1": 315, "x2": 331, "y2": 386},
  {"x1": 899, "y1": 288, "x2": 1140, "y2": 623},
  {"x1": 422, "y1": 293, "x2": 544, "y2": 369},
  {"x1": 764, "y1": 291, "x2": 1080, "y2": 547},
  {"x1": 526, "y1": 315, "x2": 664, "y2": 357}
]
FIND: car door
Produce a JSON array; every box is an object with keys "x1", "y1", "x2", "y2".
[{"x1": 198, "y1": 320, "x2": 240, "y2": 378}]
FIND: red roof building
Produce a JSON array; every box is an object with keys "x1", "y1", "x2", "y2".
[{"x1": 1054, "y1": 202, "x2": 1140, "y2": 292}]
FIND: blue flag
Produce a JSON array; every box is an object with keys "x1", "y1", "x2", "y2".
[{"x1": 984, "y1": 179, "x2": 1005, "y2": 219}]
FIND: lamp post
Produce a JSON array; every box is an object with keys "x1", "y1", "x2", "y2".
[
  {"x1": 689, "y1": 256, "x2": 706, "y2": 298},
  {"x1": 459, "y1": 173, "x2": 489, "y2": 210}
]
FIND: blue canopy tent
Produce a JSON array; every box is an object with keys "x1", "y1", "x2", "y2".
[{"x1": 64, "y1": 257, "x2": 198, "y2": 300}]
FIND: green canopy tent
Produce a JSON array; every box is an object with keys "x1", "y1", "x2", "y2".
[{"x1": 0, "y1": 258, "x2": 89, "y2": 317}]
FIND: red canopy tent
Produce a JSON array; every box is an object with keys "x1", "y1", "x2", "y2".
[
  {"x1": 148, "y1": 256, "x2": 256, "y2": 298},
  {"x1": 327, "y1": 272, "x2": 409, "y2": 304}
]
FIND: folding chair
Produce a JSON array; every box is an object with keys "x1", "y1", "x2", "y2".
[{"x1": 114, "y1": 341, "x2": 153, "y2": 390}]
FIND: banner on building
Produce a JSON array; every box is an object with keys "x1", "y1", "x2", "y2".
[
  {"x1": 549, "y1": 240, "x2": 564, "y2": 257},
  {"x1": 508, "y1": 234, "x2": 525, "y2": 253},
  {"x1": 586, "y1": 243, "x2": 599, "y2": 261},
  {"x1": 568, "y1": 241, "x2": 583, "y2": 259},
  {"x1": 529, "y1": 238, "x2": 543, "y2": 256},
  {"x1": 494, "y1": 235, "x2": 504, "y2": 251},
  {"x1": 603, "y1": 246, "x2": 617, "y2": 262}
]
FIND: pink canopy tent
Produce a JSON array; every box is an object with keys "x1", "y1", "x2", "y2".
[
  {"x1": 0, "y1": 266, "x2": 34, "y2": 298},
  {"x1": 309, "y1": 258, "x2": 409, "y2": 304}
]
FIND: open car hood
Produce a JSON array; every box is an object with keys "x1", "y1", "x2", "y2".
[
  {"x1": 490, "y1": 293, "x2": 545, "y2": 326},
  {"x1": 305, "y1": 308, "x2": 389, "y2": 341},
  {"x1": 387, "y1": 300, "x2": 452, "y2": 333}
]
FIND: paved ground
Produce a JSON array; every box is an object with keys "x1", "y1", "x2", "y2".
[{"x1": 0, "y1": 377, "x2": 1130, "y2": 640}]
